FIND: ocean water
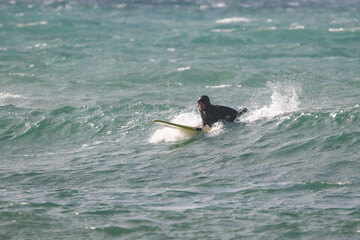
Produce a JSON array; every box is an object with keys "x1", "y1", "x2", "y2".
[{"x1": 1, "y1": 0, "x2": 359, "y2": 239}]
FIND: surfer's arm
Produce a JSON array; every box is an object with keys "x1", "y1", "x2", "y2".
[
  {"x1": 200, "y1": 111, "x2": 212, "y2": 127},
  {"x1": 219, "y1": 106, "x2": 238, "y2": 122}
]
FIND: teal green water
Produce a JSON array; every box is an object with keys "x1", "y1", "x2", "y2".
[{"x1": 1, "y1": 0, "x2": 360, "y2": 239}]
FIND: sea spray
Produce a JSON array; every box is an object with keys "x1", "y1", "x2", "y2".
[{"x1": 244, "y1": 81, "x2": 300, "y2": 123}]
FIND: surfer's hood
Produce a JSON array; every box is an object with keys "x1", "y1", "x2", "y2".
[{"x1": 198, "y1": 95, "x2": 211, "y2": 107}]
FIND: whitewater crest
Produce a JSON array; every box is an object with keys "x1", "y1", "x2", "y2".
[
  {"x1": 244, "y1": 82, "x2": 301, "y2": 123},
  {"x1": 216, "y1": 17, "x2": 250, "y2": 24},
  {"x1": 149, "y1": 112, "x2": 224, "y2": 143},
  {"x1": 149, "y1": 112, "x2": 201, "y2": 143},
  {"x1": 0, "y1": 92, "x2": 26, "y2": 106}
]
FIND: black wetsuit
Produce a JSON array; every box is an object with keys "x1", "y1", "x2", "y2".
[{"x1": 200, "y1": 104, "x2": 238, "y2": 127}]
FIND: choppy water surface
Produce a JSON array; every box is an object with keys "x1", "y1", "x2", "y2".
[{"x1": 1, "y1": 0, "x2": 359, "y2": 239}]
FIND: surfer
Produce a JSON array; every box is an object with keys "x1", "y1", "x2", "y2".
[{"x1": 197, "y1": 95, "x2": 247, "y2": 127}]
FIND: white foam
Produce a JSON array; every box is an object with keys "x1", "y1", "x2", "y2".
[
  {"x1": 260, "y1": 26, "x2": 277, "y2": 31},
  {"x1": 0, "y1": 92, "x2": 27, "y2": 106},
  {"x1": 149, "y1": 112, "x2": 225, "y2": 143},
  {"x1": 289, "y1": 23, "x2": 305, "y2": 30},
  {"x1": 211, "y1": 28, "x2": 236, "y2": 33},
  {"x1": 205, "y1": 84, "x2": 241, "y2": 89},
  {"x1": 329, "y1": 28, "x2": 345, "y2": 32},
  {"x1": 16, "y1": 21, "x2": 47, "y2": 28},
  {"x1": 200, "y1": 5, "x2": 209, "y2": 11},
  {"x1": 244, "y1": 82, "x2": 300, "y2": 123},
  {"x1": 212, "y1": 3, "x2": 226, "y2": 8},
  {"x1": 288, "y1": 2, "x2": 300, "y2": 7},
  {"x1": 177, "y1": 67, "x2": 190, "y2": 71},
  {"x1": 216, "y1": 17, "x2": 250, "y2": 24},
  {"x1": 1, "y1": 93, "x2": 21, "y2": 98},
  {"x1": 206, "y1": 84, "x2": 232, "y2": 89},
  {"x1": 115, "y1": 3, "x2": 127, "y2": 8},
  {"x1": 328, "y1": 27, "x2": 360, "y2": 32},
  {"x1": 150, "y1": 112, "x2": 201, "y2": 143},
  {"x1": 207, "y1": 121, "x2": 226, "y2": 137},
  {"x1": 149, "y1": 126, "x2": 193, "y2": 143},
  {"x1": 0, "y1": 92, "x2": 25, "y2": 100}
]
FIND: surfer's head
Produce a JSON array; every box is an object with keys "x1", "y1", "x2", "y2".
[{"x1": 197, "y1": 95, "x2": 210, "y2": 111}]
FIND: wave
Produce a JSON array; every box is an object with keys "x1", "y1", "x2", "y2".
[
  {"x1": 254, "y1": 106, "x2": 360, "y2": 164},
  {"x1": 0, "y1": 102, "x2": 190, "y2": 149},
  {"x1": 329, "y1": 27, "x2": 360, "y2": 32},
  {"x1": 0, "y1": 104, "x2": 120, "y2": 148},
  {"x1": 205, "y1": 84, "x2": 242, "y2": 89},
  {"x1": 0, "y1": 92, "x2": 27, "y2": 106},
  {"x1": 149, "y1": 76, "x2": 359, "y2": 149},
  {"x1": 149, "y1": 82, "x2": 301, "y2": 143},
  {"x1": 280, "y1": 107, "x2": 360, "y2": 131},
  {"x1": 16, "y1": 21, "x2": 48, "y2": 28},
  {"x1": 149, "y1": 112, "x2": 203, "y2": 143},
  {"x1": 216, "y1": 17, "x2": 250, "y2": 24}
]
